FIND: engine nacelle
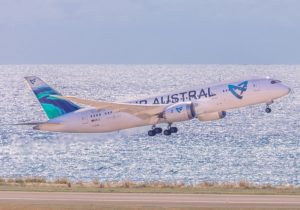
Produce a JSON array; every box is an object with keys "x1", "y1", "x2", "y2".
[
  {"x1": 197, "y1": 111, "x2": 226, "y2": 121},
  {"x1": 162, "y1": 102, "x2": 196, "y2": 123}
]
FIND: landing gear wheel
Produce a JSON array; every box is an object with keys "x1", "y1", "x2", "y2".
[
  {"x1": 148, "y1": 130, "x2": 156, "y2": 136},
  {"x1": 163, "y1": 129, "x2": 171, "y2": 136},
  {"x1": 265, "y1": 107, "x2": 272, "y2": 113},
  {"x1": 170, "y1": 127, "x2": 178, "y2": 133},
  {"x1": 154, "y1": 127, "x2": 162, "y2": 134}
]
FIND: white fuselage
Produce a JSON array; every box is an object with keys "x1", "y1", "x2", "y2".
[{"x1": 35, "y1": 78, "x2": 290, "y2": 133}]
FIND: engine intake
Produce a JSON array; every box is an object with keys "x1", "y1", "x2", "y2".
[{"x1": 162, "y1": 102, "x2": 196, "y2": 123}]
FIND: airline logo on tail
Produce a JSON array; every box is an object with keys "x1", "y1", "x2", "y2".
[
  {"x1": 30, "y1": 78, "x2": 36, "y2": 85},
  {"x1": 228, "y1": 81, "x2": 248, "y2": 99}
]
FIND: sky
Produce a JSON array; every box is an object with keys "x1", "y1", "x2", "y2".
[{"x1": 0, "y1": 0, "x2": 300, "y2": 64}]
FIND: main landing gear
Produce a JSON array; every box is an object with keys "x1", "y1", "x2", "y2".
[
  {"x1": 148, "y1": 124, "x2": 178, "y2": 136},
  {"x1": 148, "y1": 125, "x2": 162, "y2": 136},
  {"x1": 163, "y1": 123, "x2": 178, "y2": 136}
]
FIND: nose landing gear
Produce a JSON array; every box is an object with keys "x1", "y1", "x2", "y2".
[
  {"x1": 265, "y1": 106, "x2": 272, "y2": 113},
  {"x1": 265, "y1": 101, "x2": 273, "y2": 113}
]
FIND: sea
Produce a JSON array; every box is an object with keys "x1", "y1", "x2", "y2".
[{"x1": 0, "y1": 65, "x2": 299, "y2": 185}]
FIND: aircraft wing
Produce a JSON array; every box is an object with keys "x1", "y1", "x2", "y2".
[{"x1": 53, "y1": 95, "x2": 167, "y2": 118}]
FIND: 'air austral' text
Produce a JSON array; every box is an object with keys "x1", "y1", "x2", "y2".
[{"x1": 136, "y1": 88, "x2": 216, "y2": 104}]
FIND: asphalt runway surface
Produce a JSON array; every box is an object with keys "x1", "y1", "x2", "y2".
[{"x1": 0, "y1": 192, "x2": 300, "y2": 209}]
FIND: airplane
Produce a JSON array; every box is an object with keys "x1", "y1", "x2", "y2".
[{"x1": 22, "y1": 76, "x2": 290, "y2": 136}]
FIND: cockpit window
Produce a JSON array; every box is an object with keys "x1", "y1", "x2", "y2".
[{"x1": 271, "y1": 80, "x2": 281, "y2": 84}]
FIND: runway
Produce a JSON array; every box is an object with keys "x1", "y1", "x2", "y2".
[{"x1": 0, "y1": 192, "x2": 300, "y2": 209}]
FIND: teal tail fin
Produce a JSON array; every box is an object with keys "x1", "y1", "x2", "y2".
[{"x1": 24, "y1": 76, "x2": 80, "y2": 119}]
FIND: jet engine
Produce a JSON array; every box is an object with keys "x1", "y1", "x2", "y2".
[
  {"x1": 197, "y1": 111, "x2": 226, "y2": 121},
  {"x1": 161, "y1": 102, "x2": 196, "y2": 123}
]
